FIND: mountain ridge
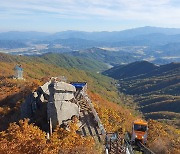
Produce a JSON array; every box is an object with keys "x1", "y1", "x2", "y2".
[
  {"x1": 0, "y1": 52, "x2": 107, "y2": 72},
  {"x1": 1, "y1": 26, "x2": 180, "y2": 41}
]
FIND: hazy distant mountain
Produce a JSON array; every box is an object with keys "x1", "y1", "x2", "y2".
[
  {"x1": 0, "y1": 40, "x2": 27, "y2": 49},
  {"x1": 45, "y1": 33, "x2": 180, "y2": 49},
  {"x1": 115, "y1": 33, "x2": 180, "y2": 46},
  {"x1": 44, "y1": 27, "x2": 180, "y2": 52},
  {"x1": 0, "y1": 26, "x2": 180, "y2": 64},
  {"x1": 49, "y1": 38, "x2": 102, "y2": 50},
  {"x1": 153, "y1": 42, "x2": 180, "y2": 56},
  {"x1": 1, "y1": 26, "x2": 180, "y2": 42},
  {"x1": 48, "y1": 26, "x2": 180, "y2": 42},
  {"x1": 0, "y1": 31, "x2": 49, "y2": 40}
]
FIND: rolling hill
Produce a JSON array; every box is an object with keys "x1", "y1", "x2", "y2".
[
  {"x1": 66, "y1": 47, "x2": 139, "y2": 66},
  {"x1": 103, "y1": 61, "x2": 158, "y2": 79},
  {"x1": 0, "y1": 52, "x2": 107, "y2": 72},
  {"x1": 103, "y1": 61, "x2": 180, "y2": 128}
]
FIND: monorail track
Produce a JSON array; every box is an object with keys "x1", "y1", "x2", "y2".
[
  {"x1": 75, "y1": 90, "x2": 105, "y2": 143},
  {"x1": 74, "y1": 90, "x2": 155, "y2": 154},
  {"x1": 136, "y1": 141, "x2": 155, "y2": 154}
]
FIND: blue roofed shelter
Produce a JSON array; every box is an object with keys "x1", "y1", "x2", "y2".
[
  {"x1": 70, "y1": 82, "x2": 87, "y2": 93},
  {"x1": 14, "y1": 65, "x2": 23, "y2": 79}
]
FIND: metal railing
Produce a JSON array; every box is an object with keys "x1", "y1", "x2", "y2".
[
  {"x1": 79, "y1": 91, "x2": 155, "y2": 154},
  {"x1": 124, "y1": 132, "x2": 134, "y2": 154},
  {"x1": 82, "y1": 92, "x2": 106, "y2": 135}
]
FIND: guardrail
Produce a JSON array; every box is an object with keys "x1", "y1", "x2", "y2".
[
  {"x1": 82, "y1": 92, "x2": 106, "y2": 135},
  {"x1": 124, "y1": 132, "x2": 134, "y2": 154},
  {"x1": 81, "y1": 91, "x2": 154, "y2": 154},
  {"x1": 81, "y1": 92, "x2": 111, "y2": 153}
]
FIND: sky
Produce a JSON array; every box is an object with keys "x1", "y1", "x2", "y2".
[{"x1": 0, "y1": 0, "x2": 180, "y2": 32}]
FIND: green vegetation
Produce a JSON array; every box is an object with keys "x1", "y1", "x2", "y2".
[
  {"x1": 0, "y1": 52, "x2": 107, "y2": 72},
  {"x1": 37, "y1": 53, "x2": 108, "y2": 72},
  {"x1": 67, "y1": 47, "x2": 138, "y2": 65}
]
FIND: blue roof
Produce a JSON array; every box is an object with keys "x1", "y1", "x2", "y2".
[{"x1": 71, "y1": 82, "x2": 86, "y2": 88}]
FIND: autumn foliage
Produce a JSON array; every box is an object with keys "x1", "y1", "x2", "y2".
[
  {"x1": 0, "y1": 119, "x2": 96, "y2": 154},
  {"x1": 89, "y1": 92, "x2": 137, "y2": 133},
  {"x1": 147, "y1": 120, "x2": 180, "y2": 154},
  {"x1": 49, "y1": 122, "x2": 95, "y2": 154},
  {"x1": 0, "y1": 60, "x2": 180, "y2": 154},
  {"x1": 0, "y1": 119, "x2": 48, "y2": 154}
]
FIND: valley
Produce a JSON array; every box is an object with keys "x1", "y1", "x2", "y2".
[
  {"x1": 1, "y1": 26, "x2": 180, "y2": 65},
  {"x1": 103, "y1": 61, "x2": 180, "y2": 128}
]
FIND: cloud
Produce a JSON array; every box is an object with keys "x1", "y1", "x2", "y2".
[{"x1": 0, "y1": 0, "x2": 180, "y2": 31}]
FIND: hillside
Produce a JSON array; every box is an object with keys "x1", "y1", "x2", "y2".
[
  {"x1": 0, "y1": 55, "x2": 137, "y2": 153},
  {"x1": 0, "y1": 54, "x2": 131, "y2": 131},
  {"x1": 66, "y1": 47, "x2": 139, "y2": 66},
  {"x1": 0, "y1": 54, "x2": 179, "y2": 153},
  {"x1": 0, "y1": 52, "x2": 107, "y2": 72},
  {"x1": 37, "y1": 53, "x2": 108, "y2": 71},
  {"x1": 103, "y1": 61, "x2": 158, "y2": 79},
  {"x1": 104, "y1": 61, "x2": 180, "y2": 128}
]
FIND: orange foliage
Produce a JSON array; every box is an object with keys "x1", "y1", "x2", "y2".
[
  {"x1": 0, "y1": 77, "x2": 41, "y2": 130},
  {"x1": 49, "y1": 122, "x2": 96, "y2": 154},
  {"x1": 0, "y1": 119, "x2": 96, "y2": 154},
  {"x1": 0, "y1": 119, "x2": 48, "y2": 154},
  {"x1": 147, "y1": 120, "x2": 180, "y2": 154},
  {"x1": 88, "y1": 92, "x2": 137, "y2": 132}
]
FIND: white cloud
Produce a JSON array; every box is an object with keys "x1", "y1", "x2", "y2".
[{"x1": 0, "y1": 0, "x2": 180, "y2": 30}]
